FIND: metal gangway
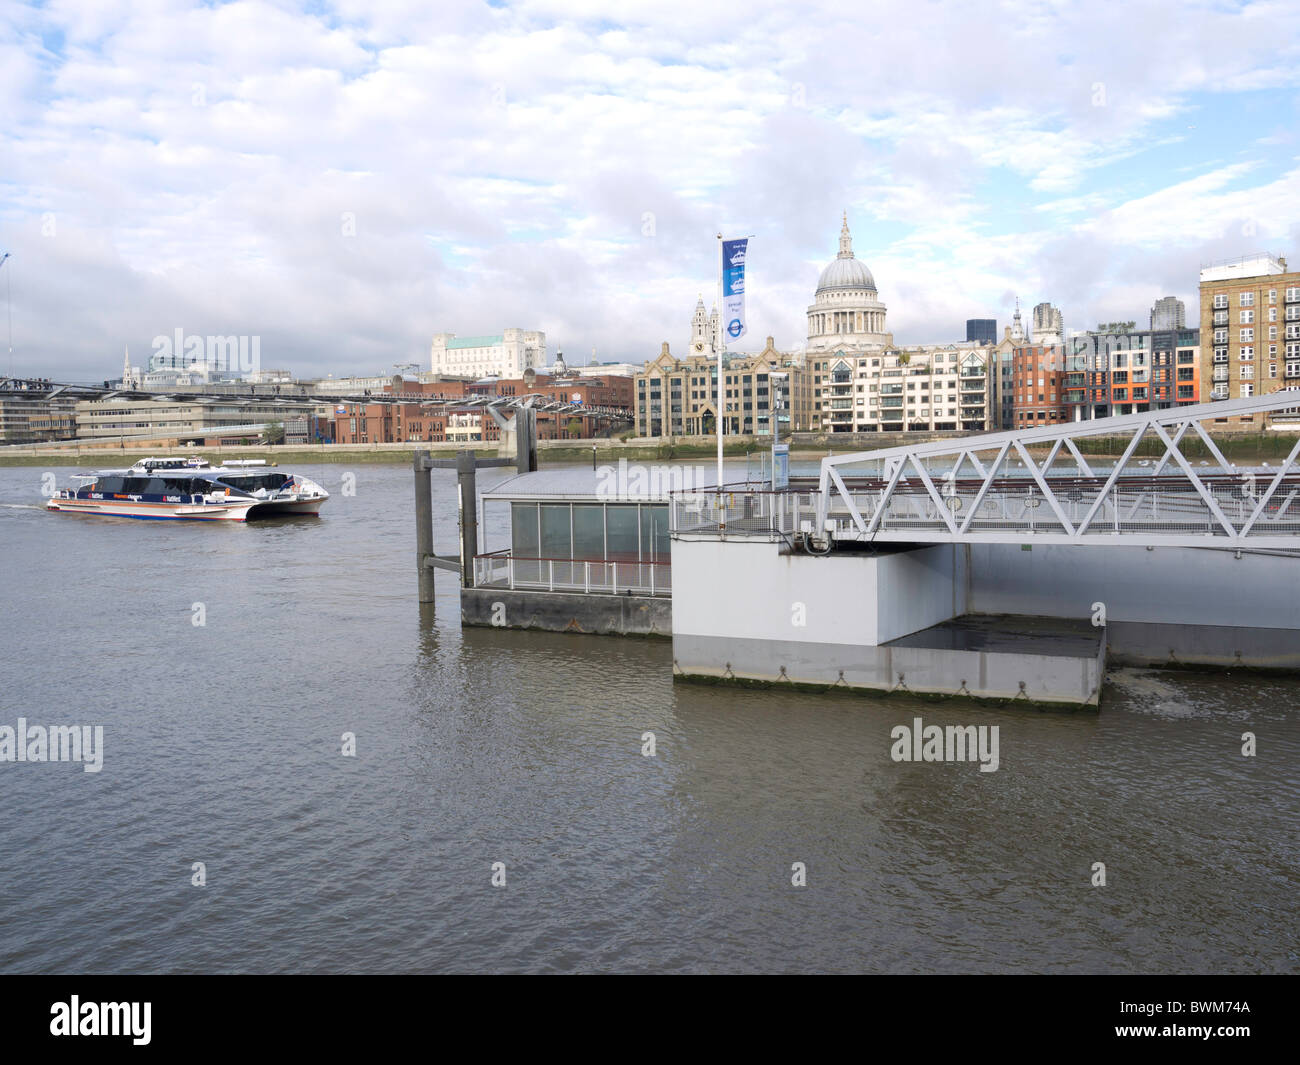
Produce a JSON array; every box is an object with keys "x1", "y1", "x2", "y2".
[{"x1": 811, "y1": 393, "x2": 1300, "y2": 550}]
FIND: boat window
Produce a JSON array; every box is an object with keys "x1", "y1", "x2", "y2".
[
  {"x1": 145, "y1": 477, "x2": 169, "y2": 494},
  {"x1": 122, "y1": 477, "x2": 150, "y2": 494},
  {"x1": 218, "y1": 473, "x2": 290, "y2": 492},
  {"x1": 95, "y1": 476, "x2": 125, "y2": 494}
]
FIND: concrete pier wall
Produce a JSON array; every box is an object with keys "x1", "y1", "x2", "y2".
[
  {"x1": 460, "y1": 586, "x2": 671, "y2": 637},
  {"x1": 967, "y1": 544, "x2": 1300, "y2": 667},
  {"x1": 669, "y1": 540, "x2": 1107, "y2": 704},
  {"x1": 671, "y1": 630, "x2": 1104, "y2": 706},
  {"x1": 670, "y1": 538, "x2": 964, "y2": 647}
]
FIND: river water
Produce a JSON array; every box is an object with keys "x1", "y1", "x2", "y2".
[{"x1": 0, "y1": 462, "x2": 1296, "y2": 973}]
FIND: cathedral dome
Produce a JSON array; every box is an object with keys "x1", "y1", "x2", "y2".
[
  {"x1": 815, "y1": 212, "x2": 876, "y2": 293},
  {"x1": 817, "y1": 256, "x2": 875, "y2": 293}
]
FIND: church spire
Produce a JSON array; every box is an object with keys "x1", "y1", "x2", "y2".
[{"x1": 838, "y1": 211, "x2": 854, "y2": 259}]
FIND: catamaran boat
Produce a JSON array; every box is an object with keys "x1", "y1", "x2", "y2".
[{"x1": 45, "y1": 457, "x2": 329, "y2": 521}]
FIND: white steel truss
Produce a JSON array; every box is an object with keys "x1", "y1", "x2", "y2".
[{"x1": 814, "y1": 393, "x2": 1300, "y2": 549}]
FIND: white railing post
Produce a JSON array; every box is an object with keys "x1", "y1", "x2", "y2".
[
  {"x1": 584, "y1": 560, "x2": 590, "y2": 593},
  {"x1": 612, "y1": 561, "x2": 618, "y2": 593},
  {"x1": 548, "y1": 559, "x2": 554, "y2": 592},
  {"x1": 650, "y1": 563, "x2": 656, "y2": 595}
]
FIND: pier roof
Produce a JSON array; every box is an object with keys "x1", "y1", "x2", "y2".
[{"x1": 482, "y1": 465, "x2": 740, "y2": 503}]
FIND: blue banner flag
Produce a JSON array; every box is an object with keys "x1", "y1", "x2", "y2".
[{"x1": 722, "y1": 237, "x2": 748, "y2": 341}]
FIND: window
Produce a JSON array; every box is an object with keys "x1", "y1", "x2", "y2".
[
  {"x1": 640, "y1": 506, "x2": 670, "y2": 562},
  {"x1": 1241, "y1": 309, "x2": 1254, "y2": 323},
  {"x1": 1240, "y1": 292, "x2": 1255, "y2": 306},
  {"x1": 572, "y1": 505, "x2": 605, "y2": 560},
  {"x1": 1240, "y1": 365, "x2": 1255, "y2": 379},
  {"x1": 1241, "y1": 329, "x2": 1254, "y2": 342},
  {"x1": 539, "y1": 504, "x2": 571, "y2": 559},
  {"x1": 1213, "y1": 294, "x2": 1228, "y2": 309},
  {"x1": 1242, "y1": 383, "x2": 1254, "y2": 397}
]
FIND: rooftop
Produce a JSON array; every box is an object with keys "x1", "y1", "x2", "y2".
[
  {"x1": 445, "y1": 335, "x2": 505, "y2": 349},
  {"x1": 1199, "y1": 253, "x2": 1289, "y2": 283},
  {"x1": 482, "y1": 464, "x2": 751, "y2": 502}
]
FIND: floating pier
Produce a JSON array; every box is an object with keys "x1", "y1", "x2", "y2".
[{"x1": 420, "y1": 393, "x2": 1300, "y2": 708}]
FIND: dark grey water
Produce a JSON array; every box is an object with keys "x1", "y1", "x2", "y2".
[{"x1": 0, "y1": 462, "x2": 1296, "y2": 973}]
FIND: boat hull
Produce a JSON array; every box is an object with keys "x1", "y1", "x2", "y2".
[
  {"x1": 45, "y1": 498, "x2": 256, "y2": 521},
  {"x1": 247, "y1": 496, "x2": 328, "y2": 517}
]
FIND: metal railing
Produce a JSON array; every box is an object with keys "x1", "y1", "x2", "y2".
[
  {"x1": 473, "y1": 551, "x2": 671, "y2": 596},
  {"x1": 670, "y1": 488, "x2": 820, "y2": 538},
  {"x1": 812, "y1": 393, "x2": 1300, "y2": 549},
  {"x1": 823, "y1": 476, "x2": 1300, "y2": 541}
]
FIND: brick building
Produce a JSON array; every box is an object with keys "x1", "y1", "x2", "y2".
[{"x1": 1198, "y1": 253, "x2": 1300, "y2": 428}]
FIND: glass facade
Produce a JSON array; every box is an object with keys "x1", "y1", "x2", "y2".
[{"x1": 510, "y1": 502, "x2": 670, "y2": 562}]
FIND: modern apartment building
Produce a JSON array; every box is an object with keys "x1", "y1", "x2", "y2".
[
  {"x1": 809, "y1": 343, "x2": 991, "y2": 434},
  {"x1": 1150, "y1": 296, "x2": 1186, "y2": 331},
  {"x1": 1198, "y1": 254, "x2": 1300, "y2": 428},
  {"x1": 634, "y1": 338, "x2": 806, "y2": 439},
  {"x1": 74, "y1": 396, "x2": 334, "y2": 444},
  {"x1": 1062, "y1": 328, "x2": 1201, "y2": 421},
  {"x1": 0, "y1": 380, "x2": 79, "y2": 443}
]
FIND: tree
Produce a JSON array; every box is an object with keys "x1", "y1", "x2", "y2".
[
  {"x1": 566, "y1": 417, "x2": 583, "y2": 438},
  {"x1": 264, "y1": 421, "x2": 285, "y2": 445}
]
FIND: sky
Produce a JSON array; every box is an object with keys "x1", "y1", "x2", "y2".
[{"x1": 1, "y1": 0, "x2": 1299, "y2": 382}]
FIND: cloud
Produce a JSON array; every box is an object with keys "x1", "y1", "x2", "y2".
[{"x1": 2, "y1": 0, "x2": 1299, "y2": 380}]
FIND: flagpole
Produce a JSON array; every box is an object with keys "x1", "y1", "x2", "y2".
[{"x1": 716, "y1": 232, "x2": 725, "y2": 496}]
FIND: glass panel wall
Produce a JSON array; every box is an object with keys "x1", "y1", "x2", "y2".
[
  {"x1": 640, "y1": 504, "x2": 670, "y2": 562},
  {"x1": 539, "y1": 504, "x2": 571, "y2": 558},
  {"x1": 605, "y1": 505, "x2": 639, "y2": 561},
  {"x1": 503, "y1": 501, "x2": 672, "y2": 572},
  {"x1": 572, "y1": 505, "x2": 605, "y2": 560},
  {"x1": 510, "y1": 503, "x2": 541, "y2": 584}
]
